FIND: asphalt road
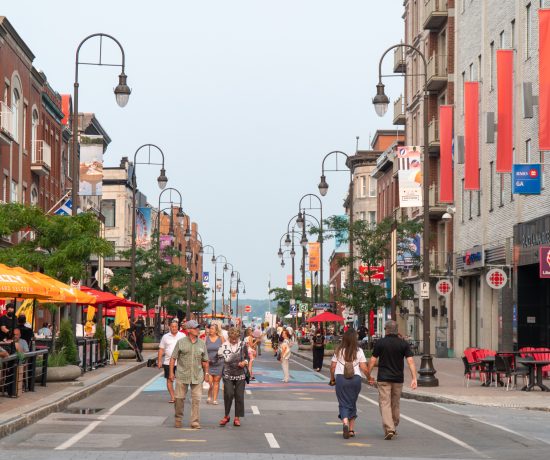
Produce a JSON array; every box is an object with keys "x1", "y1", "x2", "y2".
[{"x1": 1, "y1": 350, "x2": 549, "y2": 460}]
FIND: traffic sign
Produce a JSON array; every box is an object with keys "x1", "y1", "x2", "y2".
[
  {"x1": 420, "y1": 282, "x2": 430, "y2": 299},
  {"x1": 299, "y1": 303, "x2": 308, "y2": 312},
  {"x1": 244, "y1": 305, "x2": 252, "y2": 313}
]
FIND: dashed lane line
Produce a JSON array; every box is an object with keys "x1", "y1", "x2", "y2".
[
  {"x1": 264, "y1": 432, "x2": 280, "y2": 448},
  {"x1": 246, "y1": 389, "x2": 252, "y2": 395},
  {"x1": 251, "y1": 405, "x2": 260, "y2": 415}
]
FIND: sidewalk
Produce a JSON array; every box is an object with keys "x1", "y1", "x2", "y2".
[
  {"x1": 0, "y1": 353, "x2": 154, "y2": 438},
  {"x1": 292, "y1": 348, "x2": 550, "y2": 412}
]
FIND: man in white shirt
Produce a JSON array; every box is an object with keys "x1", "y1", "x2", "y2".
[{"x1": 158, "y1": 319, "x2": 185, "y2": 403}]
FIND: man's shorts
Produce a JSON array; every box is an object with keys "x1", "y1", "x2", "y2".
[{"x1": 163, "y1": 364, "x2": 176, "y2": 379}]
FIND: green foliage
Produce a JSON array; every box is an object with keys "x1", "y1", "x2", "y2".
[
  {"x1": 94, "y1": 324, "x2": 107, "y2": 359},
  {"x1": 143, "y1": 335, "x2": 155, "y2": 344},
  {"x1": 117, "y1": 338, "x2": 130, "y2": 350},
  {"x1": 269, "y1": 285, "x2": 304, "y2": 318},
  {"x1": 0, "y1": 203, "x2": 114, "y2": 282},
  {"x1": 47, "y1": 351, "x2": 68, "y2": 367},
  {"x1": 57, "y1": 319, "x2": 78, "y2": 365}
]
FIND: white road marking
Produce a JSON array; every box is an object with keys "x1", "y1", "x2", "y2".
[
  {"x1": 251, "y1": 405, "x2": 260, "y2": 415},
  {"x1": 289, "y1": 358, "x2": 330, "y2": 380},
  {"x1": 246, "y1": 389, "x2": 252, "y2": 395},
  {"x1": 358, "y1": 394, "x2": 487, "y2": 458},
  {"x1": 264, "y1": 432, "x2": 280, "y2": 448},
  {"x1": 55, "y1": 372, "x2": 162, "y2": 450}
]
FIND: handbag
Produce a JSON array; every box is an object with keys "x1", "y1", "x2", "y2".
[{"x1": 240, "y1": 342, "x2": 251, "y2": 384}]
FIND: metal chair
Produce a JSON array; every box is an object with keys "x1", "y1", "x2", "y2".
[{"x1": 494, "y1": 354, "x2": 528, "y2": 391}]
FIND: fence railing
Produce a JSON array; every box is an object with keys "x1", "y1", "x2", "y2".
[
  {"x1": 0, "y1": 101, "x2": 15, "y2": 139},
  {"x1": 32, "y1": 140, "x2": 52, "y2": 168},
  {"x1": 0, "y1": 349, "x2": 49, "y2": 398}
]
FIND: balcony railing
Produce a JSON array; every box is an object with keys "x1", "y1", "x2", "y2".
[
  {"x1": 428, "y1": 118, "x2": 439, "y2": 148},
  {"x1": 31, "y1": 140, "x2": 51, "y2": 176},
  {"x1": 393, "y1": 96, "x2": 406, "y2": 125},
  {"x1": 393, "y1": 46, "x2": 406, "y2": 73},
  {"x1": 429, "y1": 250, "x2": 452, "y2": 274},
  {"x1": 424, "y1": 0, "x2": 448, "y2": 30},
  {"x1": 426, "y1": 54, "x2": 448, "y2": 91},
  {"x1": 0, "y1": 101, "x2": 15, "y2": 140},
  {"x1": 428, "y1": 183, "x2": 447, "y2": 215}
]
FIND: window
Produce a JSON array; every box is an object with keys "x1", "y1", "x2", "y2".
[
  {"x1": 101, "y1": 199, "x2": 116, "y2": 227},
  {"x1": 526, "y1": 3, "x2": 531, "y2": 58},
  {"x1": 477, "y1": 169, "x2": 481, "y2": 216},
  {"x1": 461, "y1": 179, "x2": 465, "y2": 222},
  {"x1": 361, "y1": 176, "x2": 367, "y2": 197},
  {"x1": 490, "y1": 41, "x2": 495, "y2": 90},
  {"x1": 499, "y1": 30, "x2": 505, "y2": 49},
  {"x1": 369, "y1": 176, "x2": 377, "y2": 197},
  {"x1": 31, "y1": 109, "x2": 39, "y2": 161},
  {"x1": 469, "y1": 63, "x2": 474, "y2": 81},
  {"x1": 22, "y1": 105, "x2": 27, "y2": 150},
  {"x1": 461, "y1": 71, "x2": 466, "y2": 113},
  {"x1": 369, "y1": 211, "x2": 376, "y2": 225},
  {"x1": 2, "y1": 175, "x2": 8, "y2": 202},
  {"x1": 478, "y1": 55, "x2": 482, "y2": 81},
  {"x1": 469, "y1": 190, "x2": 472, "y2": 220},
  {"x1": 526, "y1": 138, "x2": 532, "y2": 163},
  {"x1": 11, "y1": 180, "x2": 18, "y2": 203},
  {"x1": 30, "y1": 187, "x2": 38, "y2": 206},
  {"x1": 500, "y1": 174, "x2": 505, "y2": 206},
  {"x1": 541, "y1": 150, "x2": 546, "y2": 189},
  {"x1": 511, "y1": 19, "x2": 516, "y2": 48},
  {"x1": 359, "y1": 211, "x2": 366, "y2": 221},
  {"x1": 11, "y1": 88, "x2": 20, "y2": 142},
  {"x1": 489, "y1": 161, "x2": 494, "y2": 211}
]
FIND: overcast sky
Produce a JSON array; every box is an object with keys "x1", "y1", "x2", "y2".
[{"x1": 3, "y1": 0, "x2": 404, "y2": 299}]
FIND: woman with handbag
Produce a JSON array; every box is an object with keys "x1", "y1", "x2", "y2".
[
  {"x1": 244, "y1": 328, "x2": 258, "y2": 381},
  {"x1": 205, "y1": 321, "x2": 224, "y2": 405},
  {"x1": 329, "y1": 328, "x2": 372, "y2": 439},
  {"x1": 279, "y1": 329, "x2": 292, "y2": 383},
  {"x1": 217, "y1": 327, "x2": 249, "y2": 427},
  {"x1": 312, "y1": 327, "x2": 325, "y2": 371}
]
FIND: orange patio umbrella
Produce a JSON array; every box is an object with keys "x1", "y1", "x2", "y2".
[{"x1": 0, "y1": 263, "x2": 51, "y2": 299}]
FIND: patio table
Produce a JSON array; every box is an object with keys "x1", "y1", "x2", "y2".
[{"x1": 517, "y1": 359, "x2": 550, "y2": 392}]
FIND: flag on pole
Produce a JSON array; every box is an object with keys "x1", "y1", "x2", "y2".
[{"x1": 53, "y1": 198, "x2": 81, "y2": 216}]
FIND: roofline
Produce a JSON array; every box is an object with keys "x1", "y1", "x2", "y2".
[{"x1": 0, "y1": 17, "x2": 35, "y2": 61}]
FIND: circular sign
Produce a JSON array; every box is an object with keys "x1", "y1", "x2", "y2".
[
  {"x1": 486, "y1": 268, "x2": 508, "y2": 289},
  {"x1": 529, "y1": 168, "x2": 539, "y2": 178},
  {"x1": 244, "y1": 305, "x2": 252, "y2": 313},
  {"x1": 436, "y1": 279, "x2": 453, "y2": 296}
]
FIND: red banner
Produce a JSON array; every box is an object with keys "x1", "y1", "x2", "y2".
[
  {"x1": 464, "y1": 82, "x2": 480, "y2": 190},
  {"x1": 540, "y1": 10, "x2": 550, "y2": 150},
  {"x1": 439, "y1": 105, "x2": 454, "y2": 202},
  {"x1": 497, "y1": 50, "x2": 513, "y2": 172},
  {"x1": 286, "y1": 274, "x2": 293, "y2": 291}
]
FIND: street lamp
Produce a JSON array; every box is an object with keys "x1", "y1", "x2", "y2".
[
  {"x1": 373, "y1": 43, "x2": 438, "y2": 387},
  {"x1": 130, "y1": 144, "x2": 167, "y2": 310},
  {"x1": 185, "y1": 239, "x2": 193, "y2": 322},
  {"x1": 212, "y1": 254, "x2": 228, "y2": 318},
  {"x1": 278, "y1": 230, "x2": 300, "y2": 299},
  {"x1": 71, "y1": 33, "x2": 130, "y2": 336},
  {"x1": 157, "y1": 187, "x2": 185, "y2": 255}
]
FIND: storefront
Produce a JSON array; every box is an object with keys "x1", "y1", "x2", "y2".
[{"x1": 514, "y1": 215, "x2": 550, "y2": 349}]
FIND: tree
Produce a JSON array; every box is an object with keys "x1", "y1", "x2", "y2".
[
  {"x1": 269, "y1": 285, "x2": 304, "y2": 319},
  {"x1": 0, "y1": 203, "x2": 114, "y2": 282}
]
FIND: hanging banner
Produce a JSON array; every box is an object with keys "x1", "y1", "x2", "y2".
[
  {"x1": 539, "y1": 9, "x2": 550, "y2": 150},
  {"x1": 397, "y1": 146, "x2": 422, "y2": 207},
  {"x1": 286, "y1": 274, "x2": 293, "y2": 291},
  {"x1": 202, "y1": 272, "x2": 210, "y2": 289},
  {"x1": 305, "y1": 277, "x2": 312, "y2": 298},
  {"x1": 79, "y1": 136, "x2": 104, "y2": 196},
  {"x1": 439, "y1": 105, "x2": 454, "y2": 202},
  {"x1": 231, "y1": 288, "x2": 237, "y2": 301},
  {"x1": 308, "y1": 242, "x2": 320, "y2": 271},
  {"x1": 136, "y1": 207, "x2": 153, "y2": 249},
  {"x1": 540, "y1": 246, "x2": 550, "y2": 278},
  {"x1": 497, "y1": 50, "x2": 514, "y2": 173},
  {"x1": 159, "y1": 235, "x2": 173, "y2": 263},
  {"x1": 464, "y1": 82, "x2": 480, "y2": 190},
  {"x1": 216, "y1": 279, "x2": 222, "y2": 292}
]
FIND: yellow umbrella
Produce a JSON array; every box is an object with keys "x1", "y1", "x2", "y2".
[
  {"x1": 114, "y1": 306, "x2": 130, "y2": 333},
  {"x1": 86, "y1": 305, "x2": 96, "y2": 321},
  {"x1": 16, "y1": 298, "x2": 35, "y2": 324}
]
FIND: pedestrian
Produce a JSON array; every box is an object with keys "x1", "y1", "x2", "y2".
[
  {"x1": 312, "y1": 327, "x2": 325, "y2": 371},
  {"x1": 17, "y1": 315, "x2": 34, "y2": 345},
  {"x1": 244, "y1": 327, "x2": 258, "y2": 380},
  {"x1": 205, "y1": 321, "x2": 224, "y2": 405},
  {"x1": 169, "y1": 320, "x2": 210, "y2": 429},
  {"x1": 271, "y1": 325, "x2": 279, "y2": 356},
  {"x1": 329, "y1": 328, "x2": 371, "y2": 439},
  {"x1": 217, "y1": 327, "x2": 249, "y2": 427},
  {"x1": 158, "y1": 319, "x2": 185, "y2": 403},
  {"x1": 130, "y1": 316, "x2": 145, "y2": 352},
  {"x1": 0, "y1": 302, "x2": 16, "y2": 341},
  {"x1": 38, "y1": 322, "x2": 52, "y2": 338},
  {"x1": 366, "y1": 320, "x2": 417, "y2": 440},
  {"x1": 12, "y1": 328, "x2": 30, "y2": 353},
  {"x1": 279, "y1": 329, "x2": 292, "y2": 383}
]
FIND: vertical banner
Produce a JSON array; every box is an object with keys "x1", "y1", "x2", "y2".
[
  {"x1": 136, "y1": 207, "x2": 153, "y2": 249},
  {"x1": 539, "y1": 10, "x2": 550, "y2": 150},
  {"x1": 464, "y1": 82, "x2": 480, "y2": 190},
  {"x1": 79, "y1": 137, "x2": 104, "y2": 196},
  {"x1": 497, "y1": 50, "x2": 514, "y2": 172},
  {"x1": 397, "y1": 146, "x2": 423, "y2": 207},
  {"x1": 305, "y1": 277, "x2": 312, "y2": 298},
  {"x1": 286, "y1": 274, "x2": 293, "y2": 291},
  {"x1": 202, "y1": 272, "x2": 210, "y2": 289},
  {"x1": 439, "y1": 105, "x2": 454, "y2": 202},
  {"x1": 231, "y1": 288, "x2": 237, "y2": 301},
  {"x1": 159, "y1": 235, "x2": 173, "y2": 263},
  {"x1": 308, "y1": 242, "x2": 320, "y2": 271},
  {"x1": 216, "y1": 279, "x2": 222, "y2": 292}
]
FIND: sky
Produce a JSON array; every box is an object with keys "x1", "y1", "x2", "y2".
[{"x1": 2, "y1": 0, "x2": 404, "y2": 299}]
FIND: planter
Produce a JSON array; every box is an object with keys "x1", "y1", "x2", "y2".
[
  {"x1": 46, "y1": 365, "x2": 82, "y2": 382},
  {"x1": 298, "y1": 344, "x2": 312, "y2": 351},
  {"x1": 118, "y1": 350, "x2": 136, "y2": 359},
  {"x1": 324, "y1": 350, "x2": 334, "y2": 357},
  {"x1": 142, "y1": 342, "x2": 159, "y2": 350}
]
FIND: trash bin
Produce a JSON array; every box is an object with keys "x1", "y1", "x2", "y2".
[{"x1": 435, "y1": 327, "x2": 448, "y2": 358}]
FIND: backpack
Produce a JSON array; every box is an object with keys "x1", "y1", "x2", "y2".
[{"x1": 343, "y1": 361, "x2": 355, "y2": 379}]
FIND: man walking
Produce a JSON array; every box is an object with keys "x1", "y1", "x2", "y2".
[
  {"x1": 366, "y1": 320, "x2": 417, "y2": 440},
  {"x1": 158, "y1": 319, "x2": 185, "y2": 403},
  {"x1": 169, "y1": 320, "x2": 209, "y2": 429}
]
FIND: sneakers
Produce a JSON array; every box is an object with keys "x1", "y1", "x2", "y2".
[
  {"x1": 175, "y1": 420, "x2": 182, "y2": 428},
  {"x1": 384, "y1": 431, "x2": 396, "y2": 440}
]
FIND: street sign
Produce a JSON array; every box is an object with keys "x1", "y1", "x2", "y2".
[
  {"x1": 436, "y1": 279, "x2": 452, "y2": 296},
  {"x1": 420, "y1": 281, "x2": 430, "y2": 299},
  {"x1": 244, "y1": 305, "x2": 252, "y2": 313},
  {"x1": 486, "y1": 268, "x2": 508, "y2": 289},
  {"x1": 512, "y1": 164, "x2": 542, "y2": 194},
  {"x1": 299, "y1": 303, "x2": 308, "y2": 312}
]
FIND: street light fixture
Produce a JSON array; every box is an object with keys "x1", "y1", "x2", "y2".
[
  {"x1": 318, "y1": 175, "x2": 329, "y2": 196},
  {"x1": 284, "y1": 233, "x2": 291, "y2": 246},
  {"x1": 374, "y1": 43, "x2": 438, "y2": 387},
  {"x1": 114, "y1": 72, "x2": 132, "y2": 107},
  {"x1": 277, "y1": 248, "x2": 283, "y2": 258},
  {"x1": 296, "y1": 211, "x2": 304, "y2": 229}
]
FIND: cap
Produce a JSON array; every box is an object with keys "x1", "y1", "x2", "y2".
[{"x1": 185, "y1": 320, "x2": 200, "y2": 329}]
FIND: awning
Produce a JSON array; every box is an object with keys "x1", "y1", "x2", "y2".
[{"x1": 306, "y1": 311, "x2": 345, "y2": 323}]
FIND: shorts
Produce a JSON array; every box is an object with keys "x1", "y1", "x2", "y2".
[{"x1": 163, "y1": 364, "x2": 176, "y2": 379}]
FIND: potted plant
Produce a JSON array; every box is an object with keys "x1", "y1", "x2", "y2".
[
  {"x1": 117, "y1": 338, "x2": 136, "y2": 359},
  {"x1": 142, "y1": 335, "x2": 159, "y2": 350},
  {"x1": 46, "y1": 320, "x2": 82, "y2": 382}
]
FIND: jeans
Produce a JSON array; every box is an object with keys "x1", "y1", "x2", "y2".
[{"x1": 335, "y1": 374, "x2": 362, "y2": 420}]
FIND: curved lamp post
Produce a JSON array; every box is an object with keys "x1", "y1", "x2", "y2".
[
  {"x1": 373, "y1": 43, "x2": 437, "y2": 387},
  {"x1": 278, "y1": 230, "x2": 299, "y2": 296},
  {"x1": 130, "y1": 144, "x2": 168, "y2": 311},
  {"x1": 157, "y1": 188, "x2": 185, "y2": 255},
  {"x1": 71, "y1": 33, "x2": 130, "y2": 335},
  {"x1": 212, "y1": 254, "x2": 228, "y2": 318}
]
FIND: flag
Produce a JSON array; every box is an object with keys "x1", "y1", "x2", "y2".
[
  {"x1": 439, "y1": 105, "x2": 454, "y2": 202},
  {"x1": 497, "y1": 50, "x2": 513, "y2": 173},
  {"x1": 464, "y1": 82, "x2": 480, "y2": 190},
  {"x1": 540, "y1": 10, "x2": 550, "y2": 150},
  {"x1": 54, "y1": 198, "x2": 81, "y2": 216}
]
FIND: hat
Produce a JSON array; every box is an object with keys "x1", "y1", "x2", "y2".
[{"x1": 185, "y1": 320, "x2": 199, "y2": 329}]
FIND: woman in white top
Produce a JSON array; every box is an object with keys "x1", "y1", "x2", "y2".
[
  {"x1": 279, "y1": 329, "x2": 292, "y2": 383},
  {"x1": 329, "y1": 328, "x2": 372, "y2": 439}
]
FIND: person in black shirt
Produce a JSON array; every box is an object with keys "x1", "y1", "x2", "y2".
[
  {"x1": 17, "y1": 314, "x2": 34, "y2": 346},
  {"x1": 0, "y1": 303, "x2": 16, "y2": 341},
  {"x1": 312, "y1": 327, "x2": 325, "y2": 371},
  {"x1": 366, "y1": 320, "x2": 417, "y2": 440},
  {"x1": 130, "y1": 317, "x2": 146, "y2": 353}
]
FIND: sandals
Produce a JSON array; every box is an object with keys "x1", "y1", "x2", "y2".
[
  {"x1": 206, "y1": 398, "x2": 212, "y2": 404},
  {"x1": 219, "y1": 416, "x2": 230, "y2": 426},
  {"x1": 343, "y1": 423, "x2": 350, "y2": 439},
  {"x1": 349, "y1": 430, "x2": 356, "y2": 438},
  {"x1": 233, "y1": 418, "x2": 241, "y2": 427},
  {"x1": 212, "y1": 400, "x2": 219, "y2": 405}
]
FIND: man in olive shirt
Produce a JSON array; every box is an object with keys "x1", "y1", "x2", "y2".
[
  {"x1": 366, "y1": 320, "x2": 417, "y2": 440},
  {"x1": 169, "y1": 320, "x2": 209, "y2": 429}
]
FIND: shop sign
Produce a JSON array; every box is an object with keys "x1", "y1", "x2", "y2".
[
  {"x1": 512, "y1": 164, "x2": 542, "y2": 194},
  {"x1": 486, "y1": 268, "x2": 508, "y2": 289},
  {"x1": 540, "y1": 246, "x2": 550, "y2": 278},
  {"x1": 462, "y1": 245, "x2": 484, "y2": 270},
  {"x1": 436, "y1": 280, "x2": 453, "y2": 296}
]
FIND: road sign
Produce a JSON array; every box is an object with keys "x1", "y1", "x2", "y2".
[
  {"x1": 244, "y1": 305, "x2": 252, "y2": 313},
  {"x1": 420, "y1": 281, "x2": 430, "y2": 299},
  {"x1": 512, "y1": 164, "x2": 542, "y2": 194},
  {"x1": 299, "y1": 303, "x2": 308, "y2": 312}
]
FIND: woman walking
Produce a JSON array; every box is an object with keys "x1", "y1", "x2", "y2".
[
  {"x1": 312, "y1": 327, "x2": 325, "y2": 371},
  {"x1": 329, "y1": 328, "x2": 371, "y2": 439},
  {"x1": 244, "y1": 328, "x2": 258, "y2": 381},
  {"x1": 218, "y1": 327, "x2": 248, "y2": 427},
  {"x1": 205, "y1": 321, "x2": 224, "y2": 405},
  {"x1": 279, "y1": 329, "x2": 292, "y2": 383}
]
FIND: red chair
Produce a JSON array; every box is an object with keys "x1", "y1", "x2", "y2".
[
  {"x1": 519, "y1": 346, "x2": 535, "y2": 358},
  {"x1": 534, "y1": 347, "x2": 550, "y2": 378},
  {"x1": 463, "y1": 348, "x2": 484, "y2": 381}
]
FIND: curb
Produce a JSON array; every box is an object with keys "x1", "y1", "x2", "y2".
[
  {"x1": 291, "y1": 350, "x2": 550, "y2": 412},
  {"x1": 0, "y1": 360, "x2": 149, "y2": 439}
]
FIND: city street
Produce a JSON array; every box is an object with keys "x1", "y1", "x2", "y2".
[{"x1": 1, "y1": 351, "x2": 549, "y2": 460}]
